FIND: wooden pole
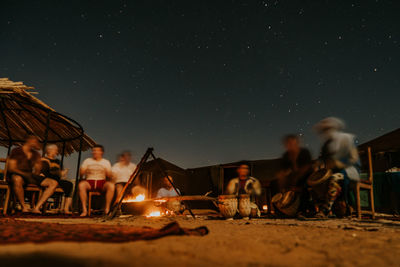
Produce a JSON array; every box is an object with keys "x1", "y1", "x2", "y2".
[{"x1": 42, "y1": 111, "x2": 51, "y2": 157}]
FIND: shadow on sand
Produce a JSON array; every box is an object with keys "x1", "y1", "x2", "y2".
[{"x1": 0, "y1": 252, "x2": 111, "y2": 267}]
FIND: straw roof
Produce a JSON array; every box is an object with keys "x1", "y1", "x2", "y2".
[{"x1": 0, "y1": 78, "x2": 96, "y2": 155}]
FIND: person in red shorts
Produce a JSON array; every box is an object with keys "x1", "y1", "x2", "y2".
[{"x1": 78, "y1": 144, "x2": 114, "y2": 216}]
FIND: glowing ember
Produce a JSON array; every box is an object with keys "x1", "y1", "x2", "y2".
[
  {"x1": 146, "y1": 211, "x2": 161, "y2": 218},
  {"x1": 123, "y1": 194, "x2": 145, "y2": 203},
  {"x1": 262, "y1": 205, "x2": 268, "y2": 211}
]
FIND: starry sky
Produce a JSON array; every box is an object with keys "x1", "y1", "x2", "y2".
[{"x1": 1, "y1": 0, "x2": 399, "y2": 169}]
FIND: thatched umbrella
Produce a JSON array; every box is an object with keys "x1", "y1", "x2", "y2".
[{"x1": 0, "y1": 77, "x2": 96, "y2": 188}]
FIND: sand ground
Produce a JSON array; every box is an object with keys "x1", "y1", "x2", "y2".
[{"x1": 1, "y1": 212, "x2": 400, "y2": 267}]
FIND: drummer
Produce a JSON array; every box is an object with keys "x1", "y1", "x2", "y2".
[
  {"x1": 314, "y1": 117, "x2": 360, "y2": 217},
  {"x1": 226, "y1": 162, "x2": 262, "y2": 215},
  {"x1": 275, "y1": 134, "x2": 313, "y2": 215},
  {"x1": 276, "y1": 134, "x2": 313, "y2": 193}
]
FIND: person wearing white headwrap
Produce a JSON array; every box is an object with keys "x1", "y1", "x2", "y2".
[{"x1": 313, "y1": 117, "x2": 360, "y2": 217}]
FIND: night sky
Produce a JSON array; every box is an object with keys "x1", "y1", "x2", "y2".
[{"x1": 1, "y1": 1, "x2": 399, "y2": 169}]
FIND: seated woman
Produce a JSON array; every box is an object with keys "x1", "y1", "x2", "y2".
[{"x1": 34, "y1": 144, "x2": 74, "y2": 214}]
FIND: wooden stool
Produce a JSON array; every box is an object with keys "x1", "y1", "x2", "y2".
[
  {"x1": 0, "y1": 181, "x2": 10, "y2": 215},
  {"x1": 25, "y1": 184, "x2": 42, "y2": 209},
  {"x1": 88, "y1": 191, "x2": 101, "y2": 216}
]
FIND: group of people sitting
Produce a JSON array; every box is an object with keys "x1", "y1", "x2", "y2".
[
  {"x1": 6, "y1": 136, "x2": 179, "y2": 216},
  {"x1": 225, "y1": 117, "x2": 361, "y2": 218},
  {"x1": 6, "y1": 116, "x2": 360, "y2": 219}
]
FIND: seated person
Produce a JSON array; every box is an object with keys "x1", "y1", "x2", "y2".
[
  {"x1": 111, "y1": 151, "x2": 137, "y2": 199},
  {"x1": 38, "y1": 144, "x2": 74, "y2": 214},
  {"x1": 78, "y1": 145, "x2": 114, "y2": 216},
  {"x1": 275, "y1": 135, "x2": 313, "y2": 215},
  {"x1": 156, "y1": 176, "x2": 180, "y2": 198},
  {"x1": 226, "y1": 162, "x2": 262, "y2": 215},
  {"x1": 276, "y1": 135, "x2": 313, "y2": 192},
  {"x1": 314, "y1": 117, "x2": 360, "y2": 216},
  {"x1": 7, "y1": 136, "x2": 56, "y2": 213}
]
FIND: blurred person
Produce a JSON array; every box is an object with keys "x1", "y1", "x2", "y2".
[
  {"x1": 274, "y1": 135, "x2": 314, "y2": 216},
  {"x1": 276, "y1": 134, "x2": 313, "y2": 192},
  {"x1": 7, "y1": 136, "x2": 44, "y2": 213},
  {"x1": 79, "y1": 145, "x2": 114, "y2": 216},
  {"x1": 226, "y1": 162, "x2": 262, "y2": 215},
  {"x1": 313, "y1": 117, "x2": 360, "y2": 217},
  {"x1": 112, "y1": 151, "x2": 137, "y2": 199},
  {"x1": 156, "y1": 176, "x2": 180, "y2": 198},
  {"x1": 35, "y1": 144, "x2": 73, "y2": 214}
]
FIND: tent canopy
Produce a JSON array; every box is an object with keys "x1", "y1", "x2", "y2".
[
  {"x1": 358, "y1": 128, "x2": 400, "y2": 154},
  {"x1": 0, "y1": 78, "x2": 95, "y2": 155}
]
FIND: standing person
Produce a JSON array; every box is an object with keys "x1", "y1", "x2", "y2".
[
  {"x1": 313, "y1": 117, "x2": 360, "y2": 217},
  {"x1": 7, "y1": 136, "x2": 49, "y2": 213},
  {"x1": 36, "y1": 144, "x2": 74, "y2": 214},
  {"x1": 78, "y1": 145, "x2": 114, "y2": 216},
  {"x1": 226, "y1": 162, "x2": 262, "y2": 215},
  {"x1": 112, "y1": 151, "x2": 137, "y2": 199}
]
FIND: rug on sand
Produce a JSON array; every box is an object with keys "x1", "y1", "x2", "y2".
[{"x1": 0, "y1": 218, "x2": 209, "y2": 244}]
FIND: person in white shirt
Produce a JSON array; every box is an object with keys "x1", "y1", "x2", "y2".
[
  {"x1": 112, "y1": 151, "x2": 137, "y2": 199},
  {"x1": 156, "y1": 176, "x2": 180, "y2": 198},
  {"x1": 78, "y1": 144, "x2": 114, "y2": 216}
]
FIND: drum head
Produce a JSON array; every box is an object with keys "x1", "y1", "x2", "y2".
[
  {"x1": 307, "y1": 169, "x2": 332, "y2": 186},
  {"x1": 281, "y1": 191, "x2": 295, "y2": 208},
  {"x1": 271, "y1": 193, "x2": 283, "y2": 203}
]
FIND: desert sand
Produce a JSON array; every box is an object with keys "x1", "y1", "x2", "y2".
[{"x1": 1, "y1": 212, "x2": 400, "y2": 267}]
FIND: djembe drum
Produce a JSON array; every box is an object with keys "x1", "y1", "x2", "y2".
[
  {"x1": 238, "y1": 194, "x2": 251, "y2": 218},
  {"x1": 271, "y1": 191, "x2": 301, "y2": 217},
  {"x1": 307, "y1": 168, "x2": 333, "y2": 201},
  {"x1": 218, "y1": 195, "x2": 238, "y2": 219}
]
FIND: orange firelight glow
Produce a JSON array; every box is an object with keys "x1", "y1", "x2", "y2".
[
  {"x1": 123, "y1": 194, "x2": 145, "y2": 203},
  {"x1": 262, "y1": 205, "x2": 268, "y2": 211},
  {"x1": 146, "y1": 211, "x2": 161, "y2": 218}
]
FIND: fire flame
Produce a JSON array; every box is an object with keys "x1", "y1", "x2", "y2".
[
  {"x1": 262, "y1": 205, "x2": 268, "y2": 212},
  {"x1": 123, "y1": 194, "x2": 145, "y2": 203},
  {"x1": 146, "y1": 211, "x2": 161, "y2": 218}
]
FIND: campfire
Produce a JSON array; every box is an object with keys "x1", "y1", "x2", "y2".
[{"x1": 121, "y1": 193, "x2": 175, "y2": 217}]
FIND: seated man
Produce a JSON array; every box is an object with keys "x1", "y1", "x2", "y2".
[
  {"x1": 156, "y1": 176, "x2": 180, "y2": 198},
  {"x1": 112, "y1": 151, "x2": 137, "y2": 199},
  {"x1": 8, "y1": 136, "x2": 57, "y2": 213},
  {"x1": 314, "y1": 117, "x2": 360, "y2": 217},
  {"x1": 78, "y1": 144, "x2": 114, "y2": 216},
  {"x1": 226, "y1": 162, "x2": 262, "y2": 215},
  {"x1": 37, "y1": 144, "x2": 74, "y2": 214},
  {"x1": 275, "y1": 135, "x2": 313, "y2": 215}
]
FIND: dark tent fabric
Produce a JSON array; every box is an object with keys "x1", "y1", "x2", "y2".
[
  {"x1": 140, "y1": 158, "x2": 189, "y2": 198},
  {"x1": 358, "y1": 128, "x2": 400, "y2": 153},
  {"x1": 187, "y1": 158, "x2": 281, "y2": 196}
]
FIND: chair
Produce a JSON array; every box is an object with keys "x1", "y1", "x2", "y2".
[
  {"x1": 88, "y1": 191, "x2": 101, "y2": 216},
  {"x1": 42, "y1": 187, "x2": 65, "y2": 213},
  {"x1": 355, "y1": 147, "x2": 375, "y2": 219},
  {"x1": 0, "y1": 158, "x2": 11, "y2": 215},
  {"x1": 25, "y1": 184, "x2": 42, "y2": 209}
]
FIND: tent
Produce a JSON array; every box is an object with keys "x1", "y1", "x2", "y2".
[
  {"x1": 358, "y1": 128, "x2": 400, "y2": 172},
  {"x1": 139, "y1": 158, "x2": 189, "y2": 198},
  {"x1": 187, "y1": 158, "x2": 282, "y2": 196}
]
